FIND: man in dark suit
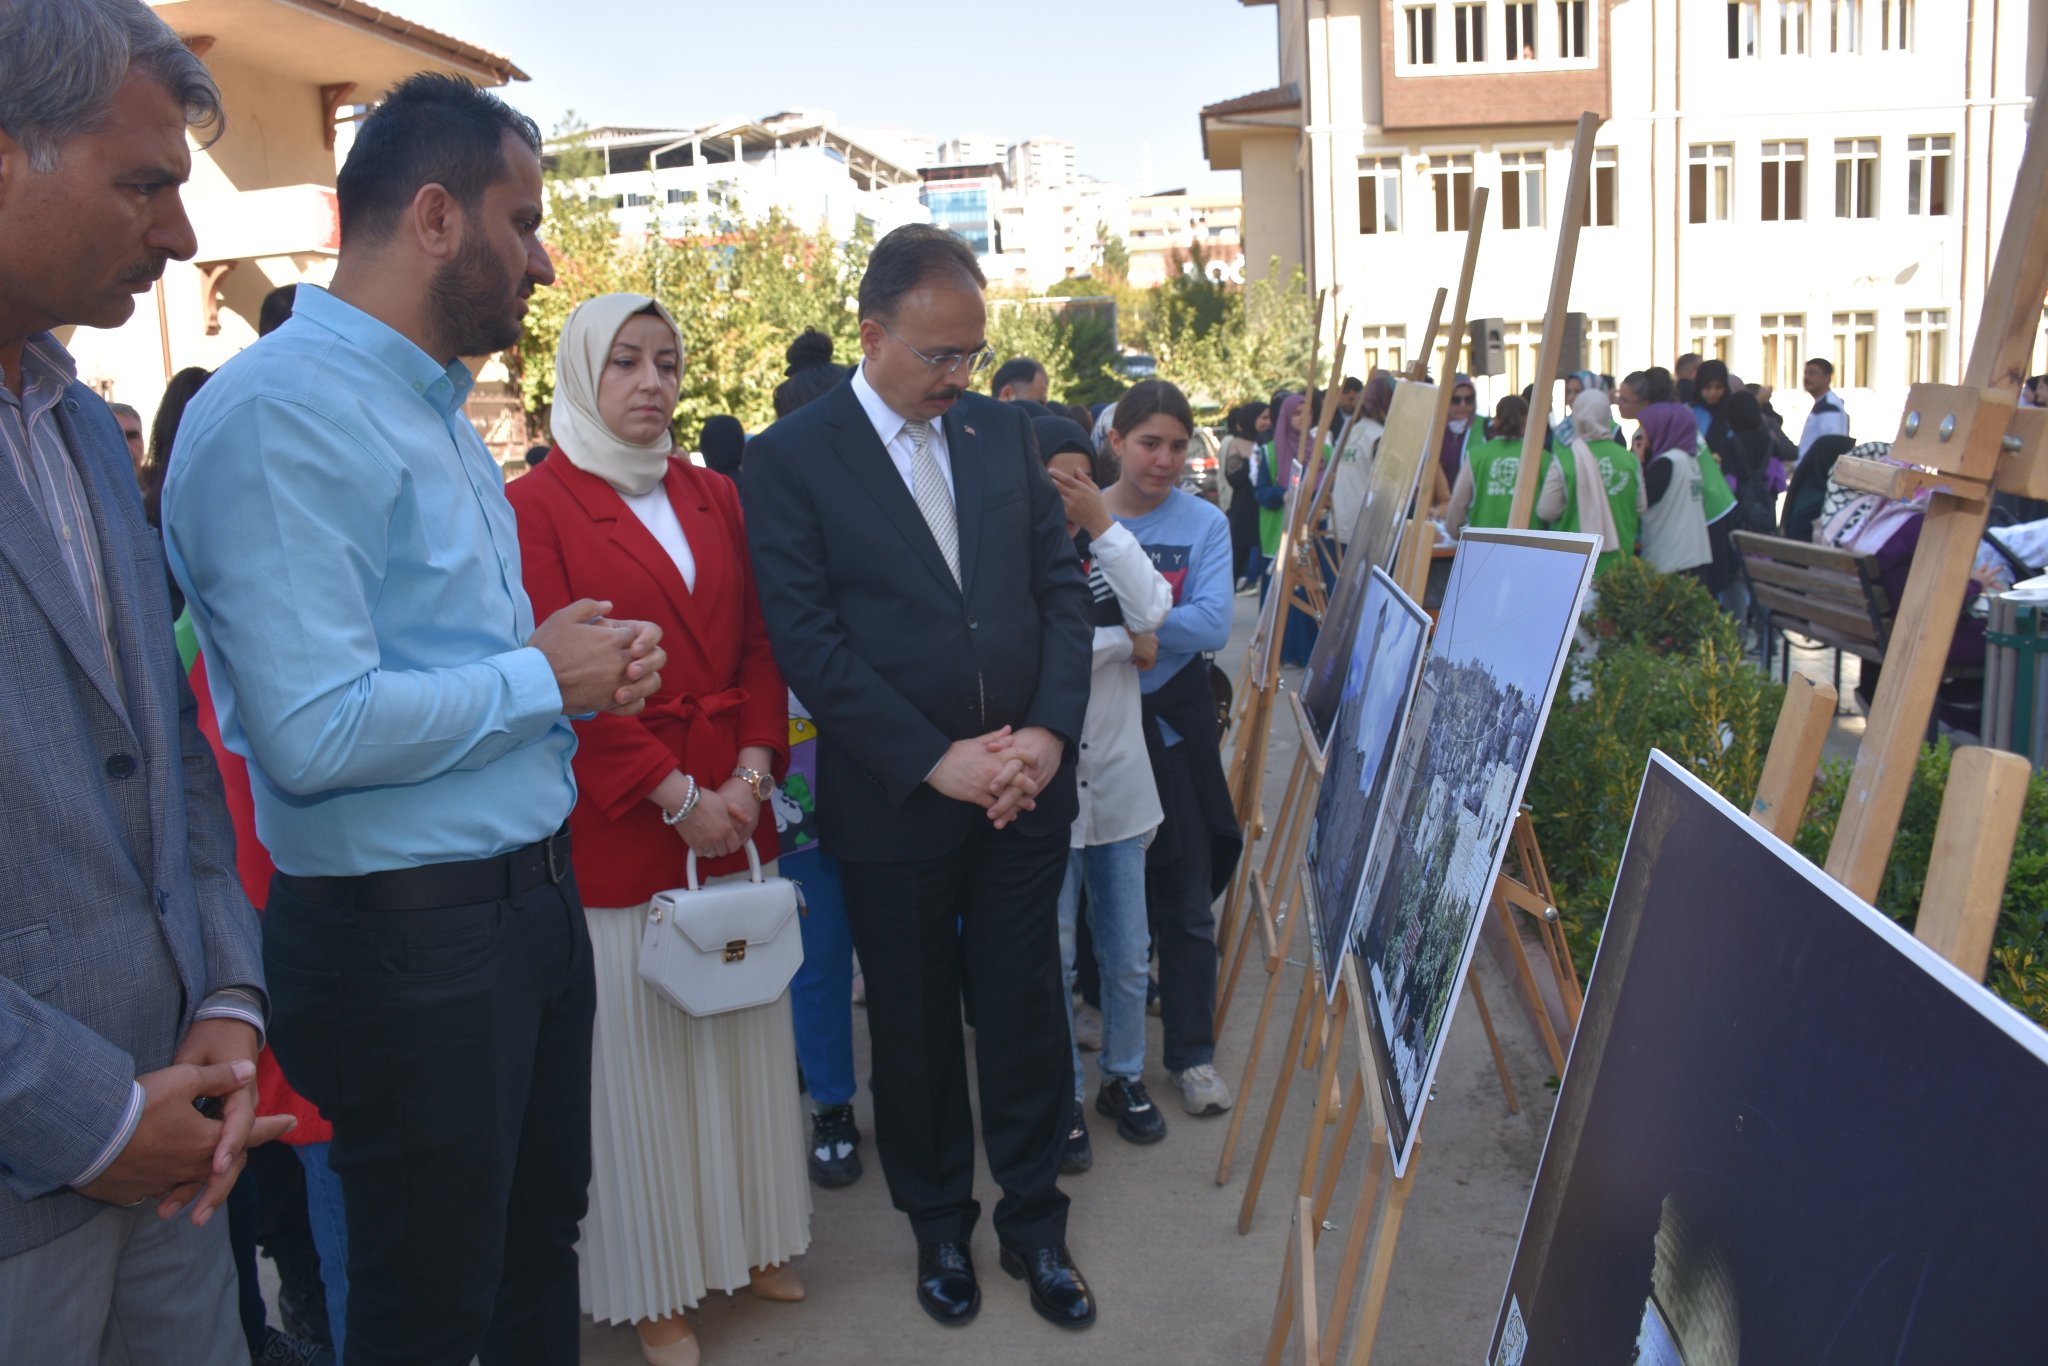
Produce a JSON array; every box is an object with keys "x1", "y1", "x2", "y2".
[{"x1": 745, "y1": 224, "x2": 1096, "y2": 1330}]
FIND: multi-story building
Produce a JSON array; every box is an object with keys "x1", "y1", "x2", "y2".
[
  {"x1": 1202, "y1": 0, "x2": 2047, "y2": 432},
  {"x1": 67, "y1": 0, "x2": 524, "y2": 435},
  {"x1": 556, "y1": 114, "x2": 928, "y2": 245},
  {"x1": 1007, "y1": 137, "x2": 1079, "y2": 192},
  {"x1": 1126, "y1": 190, "x2": 1248, "y2": 287},
  {"x1": 920, "y1": 162, "x2": 1007, "y2": 257}
]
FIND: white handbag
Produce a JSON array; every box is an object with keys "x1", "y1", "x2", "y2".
[{"x1": 638, "y1": 840, "x2": 804, "y2": 1018}]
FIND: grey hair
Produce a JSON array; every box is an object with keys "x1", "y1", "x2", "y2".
[{"x1": 0, "y1": 0, "x2": 223, "y2": 172}]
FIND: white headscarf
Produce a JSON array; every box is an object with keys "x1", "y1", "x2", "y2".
[
  {"x1": 1566, "y1": 387, "x2": 1623, "y2": 553},
  {"x1": 550, "y1": 293, "x2": 682, "y2": 496}
]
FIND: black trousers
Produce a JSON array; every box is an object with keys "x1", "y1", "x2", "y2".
[
  {"x1": 263, "y1": 862, "x2": 596, "y2": 1366},
  {"x1": 838, "y1": 823, "x2": 1072, "y2": 1251}
]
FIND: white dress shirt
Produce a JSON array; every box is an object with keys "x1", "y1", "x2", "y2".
[{"x1": 852, "y1": 362, "x2": 955, "y2": 501}]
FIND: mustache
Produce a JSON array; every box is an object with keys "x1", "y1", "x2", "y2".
[
  {"x1": 119, "y1": 256, "x2": 170, "y2": 285},
  {"x1": 926, "y1": 385, "x2": 964, "y2": 403}
]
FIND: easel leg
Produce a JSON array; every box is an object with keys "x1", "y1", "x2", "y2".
[
  {"x1": 1493, "y1": 890, "x2": 1566, "y2": 1074},
  {"x1": 1296, "y1": 982, "x2": 1350, "y2": 1203},
  {"x1": 1217, "y1": 879, "x2": 1268, "y2": 1044},
  {"x1": 1312, "y1": 1073, "x2": 1365, "y2": 1230},
  {"x1": 1322, "y1": 1123, "x2": 1388, "y2": 1366},
  {"x1": 1238, "y1": 965, "x2": 1317, "y2": 1230},
  {"x1": 1466, "y1": 971, "x2": 1520, "y2": 1115},
  {"x1": 1344, "y1": 1141, "x2": 1421, "y2": 1366},
  {"x1": 1218, "y1": 901, "x2": 1301, "y2": 1185}
]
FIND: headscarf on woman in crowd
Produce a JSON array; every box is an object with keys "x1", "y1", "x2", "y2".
[{"x1": 548, "y1": 292, "x2": 683, "y2": 496}]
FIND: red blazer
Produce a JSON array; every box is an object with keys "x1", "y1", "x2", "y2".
[{"x1": 508, "y1": 452, "x2": 788, "y2": 905}]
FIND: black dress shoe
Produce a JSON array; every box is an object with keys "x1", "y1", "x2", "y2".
[
  {"x1": 915, "y1": 1241, "x2": 981, "y2": 1326},
  {"x1": 999, "y1": 1244, "x2": 1096, "y2": 1329},
  {"x1": 1061, "y1": 1100, "x2": 1094, "y2": 1174}
]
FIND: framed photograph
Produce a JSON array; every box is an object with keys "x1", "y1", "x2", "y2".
[
  {"x1": 1490, "y1": 753, "x2": 2048, "y2": 1366},
  {"x1": 1302, "y1": 567, "x2": 1429, "y2": 999},
  {"x1": 1300, "y1": 380, "x2": 1437, "y2": 749},
  {"x1": 1349, "y1": 528, "x2": 1598, "y2": 1177}
]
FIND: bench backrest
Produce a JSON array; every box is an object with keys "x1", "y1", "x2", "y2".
[{"x1": 1731, "y1": 530, "x2": 1892, "y2": 660}]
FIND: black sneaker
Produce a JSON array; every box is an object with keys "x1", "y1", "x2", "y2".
[
  {"x1": 1094, "y1": 1077, "x2": 1167, "y2": 1145},
  {"x1": 1061, "y1": 1100, "x2": 1094, "y2": 1174},
  {"x1": 809, "y1": 1103, "x2": 863, "y2": 1188}
]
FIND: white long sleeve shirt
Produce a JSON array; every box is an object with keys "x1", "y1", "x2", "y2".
[{"x1": 1069, "y1": 521, "x2": 1172, "y2": 848}]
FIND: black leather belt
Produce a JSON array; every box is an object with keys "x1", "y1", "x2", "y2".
[{"x1": 278, "y1": 826, "x2": 570, "y2": 913}]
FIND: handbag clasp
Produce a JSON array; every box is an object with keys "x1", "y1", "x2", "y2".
[{"x1": 723, "y1": 939, "x2": 747, "y2": 963}]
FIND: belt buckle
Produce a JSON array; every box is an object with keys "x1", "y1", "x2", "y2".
[{"x1": 543, "y1": 829, "x2": 566, "y2": 886}]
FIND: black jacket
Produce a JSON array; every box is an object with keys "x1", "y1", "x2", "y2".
[{"x1": 744, "y1": 378, "x2": 1092, "y2": 861}]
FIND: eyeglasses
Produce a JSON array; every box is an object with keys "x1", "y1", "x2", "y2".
[
  {"x1": 880, "y1": 322, "x2": 995, "y2": 376},
  {"x1": 1450, "y1": 393, "x2": 1476, "y2": 406}
]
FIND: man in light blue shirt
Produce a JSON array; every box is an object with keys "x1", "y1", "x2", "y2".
[{"x1": 165, "y1": 74, "x2": 662, "y2": 1365}]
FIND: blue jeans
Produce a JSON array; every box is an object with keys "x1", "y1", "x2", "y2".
[
  {"x1": 1058, "y1": 838, "x2": 1151, "y2": 1101},
  {"x1": 297, "y1": 1143, "x2": 348, "y2": 1363},
  {"x1": 786, "y1": 847, "x2": 857, "y2": 1108}
]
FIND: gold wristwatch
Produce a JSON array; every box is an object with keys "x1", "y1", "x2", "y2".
[{"x1": 733, "y1": 765, "x2": 774, "y2": 801}]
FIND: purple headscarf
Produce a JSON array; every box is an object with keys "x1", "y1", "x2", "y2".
[
  {"x1": 1274, "y1": 392, "x2": 1308, "y2": 490},
  {"x1": 1638, "y1": 402, "x2": 1702, "y2": 462},
  {"x1": 1438, "y1": 374, "x2": 1474, "y2": 486}
]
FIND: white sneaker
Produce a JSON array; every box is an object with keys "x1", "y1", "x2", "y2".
[
  {"x1": 1169, "y1": 1063, "x2": 1234, "y2": 1116},
  {"x1": 1072, "y1": 1003, "x2": 1104, "y2": 1052}
]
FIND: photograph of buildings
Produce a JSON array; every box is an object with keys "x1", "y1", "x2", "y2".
[
  {"x1": 1350, "y1": 529, "x2": 1596, "y2": 1176},
  {"x1": 1490, "y1": 755, "x2": 2048, "y2": 1364},
  {"x1": 1298, "y1": 380, "x2": 1436, "y2": 748},
  {"x1": 1302, "y1": 568, "x2": 1428, "y2": 997}
]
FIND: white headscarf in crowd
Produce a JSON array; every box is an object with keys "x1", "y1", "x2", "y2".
[
  {"x1": 1567, "y1": 387, "x2": 1623, "y2": 553},
  {"x1": 551, "y1": 292, "x2": 682, "y2": 496}
]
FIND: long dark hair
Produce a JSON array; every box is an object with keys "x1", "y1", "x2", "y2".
[{"x1": 142, "y1": 366, "x2": 211, "y2": 529}]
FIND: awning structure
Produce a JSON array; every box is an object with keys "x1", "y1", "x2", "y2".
[{"x1": 1200, "y1": 83, "x2": 1302, "y2": 170}]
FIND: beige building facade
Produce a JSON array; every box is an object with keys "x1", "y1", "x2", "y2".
[
  {"x1": 1205, "y1": 0, "x2": 2048, "y2": 431},
  {"x1": 65, "y1": 1, "x2": 524, "y2": 445}
]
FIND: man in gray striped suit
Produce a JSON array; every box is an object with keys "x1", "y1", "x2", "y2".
[{"x1": 0, "y1": 2, "x2": 292, "y2": 1360}]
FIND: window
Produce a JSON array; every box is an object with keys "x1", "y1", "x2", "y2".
[
  {"x1": 1506, "y1": 2, "x2": 1536, "y2": 58},
  {"x1": 1760, "y1": 313, "x2": 1807, "y2": 390},
  {"x1": 665, "y1": 187, "x2": 697, "y2": 205},
  {"x1": 1728, "y1": 1, "x2": 1761, "y2": 57},
  {"x1": 1585, "y1": 318, "x2": 1620, "y2": 379},
  {"x1": 1501, "y1": 150, "x2": 1546, "y2": 230},
  {"x1": 1834, "y1": 138, "x2": 1879, "y2": 218},
  {"x1": 1689, "y1": 316, "x2": 1734, "y2": 363},
  {"x1": 1905, "y1": 308, "x2": 1948, "y2": 382},
  {"x1": 1832, "y1": 311, "x2": 1875, "y2": 388},
  {"x1": 1454, "y1": 2, "x2": 1487, "y2": 62},
  {"x1": 1503, "y1": 320, "x2": 1544, "y2": 398},
  {"x1": 1580, "y1": 146, "x2": 1619, "y2": 227},
  {"x1": 1358, "y1": 325, "x2": 1408, "y2": 377},
  {"x1": 1760, "y1": 140, "x2": 1806, "y2": 221},
  {"x1": 1404, "y1": 4, "x2": 1438, "y2": 64},
  {"x1": 1430, "y1": 154, "x2": 1475, "y2": 233},
  {"x1": 1358, "y1": 157, "x2": 1403, "y2": 235},
  {"x1": 623, "y1": 192, "x2": 654, "y2": 208},
  {"x1": 1906, "y1": 135, "x2": 1951, "y2": 216},
  {"x1": 1557, "y1": 0, "x2": 1589, "y2": 57},
  {"x1": 1877, "y1": 0, "x2": 1913, "y2": 49},
  {"x1": 1826, "y1": 0, "x2": 1861, "y2": 52},
  {"x1": 1779, "y1": 0, "x2": 1810, "y2": 54},
  {"x1": 1688, "y1": 144, "x2": 1733, "y2": 223}
]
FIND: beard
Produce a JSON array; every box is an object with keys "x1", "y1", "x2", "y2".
[{"x1": 429, "y1": 230, "x2": 527, "y2": 358}]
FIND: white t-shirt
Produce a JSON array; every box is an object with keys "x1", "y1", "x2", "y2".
[{"x1": 620, "y1": 484, "x2": 697, "y2": 592}]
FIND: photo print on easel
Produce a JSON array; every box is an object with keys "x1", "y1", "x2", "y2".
[
  {"x1": 1489, "y1": 752, "x2": 2048, "y2": 1366},
  {"x1": 1299, "y1": 380, "x2": 1437, "y2": 748},
  {"x1": 1301, "y1": 567, "x2": 1428, "y2": 1000},
  {"x1": 1349, "y1": 528, "x2": 1597, "y2": 1177}
]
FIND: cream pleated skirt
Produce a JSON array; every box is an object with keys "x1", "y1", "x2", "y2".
[{"x1": 579, "y1": 887, "x2": 813, "y2": 1326}]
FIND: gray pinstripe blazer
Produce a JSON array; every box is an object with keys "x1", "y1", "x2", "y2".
[{"x1": 0, "y1": 346, "x2": 264, "y2": 1259}]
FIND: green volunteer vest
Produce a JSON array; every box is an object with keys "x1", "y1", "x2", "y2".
[
  {"x1": 1462, "y1": 435, "x2": 1526, "y2": 530},
  {"x1": 1697, "y1": 437, "x2": 1736, "y2": 523},
  {"x1": 1552, "y1": 439, "x2": 1643, "y2": 578}
]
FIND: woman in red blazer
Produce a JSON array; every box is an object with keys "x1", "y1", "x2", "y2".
[{"x1": 507, "y1": 295, "x2": 808, "y2": 1366}]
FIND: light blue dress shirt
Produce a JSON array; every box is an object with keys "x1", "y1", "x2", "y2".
[{"x1": 164, "y1": 286, "x2": 575, "y2": 876}]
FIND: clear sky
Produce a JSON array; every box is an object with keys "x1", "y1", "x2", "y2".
[{"x1": 383, "y1": 0, "x2": 1281, "y2": 193}]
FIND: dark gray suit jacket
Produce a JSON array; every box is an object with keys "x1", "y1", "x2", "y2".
[
  {"x1": 0, "y1": 348, "x2": 263, "y2": 1257},
  {"x1": 744, "y1": 380, "x2": 1091, "y2": 862}
]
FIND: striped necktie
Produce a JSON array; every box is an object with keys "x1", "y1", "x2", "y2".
[{"x1": 905, "y1": 419, "x2": 960, "y2": 585}]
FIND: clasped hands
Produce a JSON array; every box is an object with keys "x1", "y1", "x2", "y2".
[
  {"x1": 532, "y1": 597, "x2": 667, "y2": 716},
  {"x1": 929, "y1": 725, "x2": 1064, "y2": 828}
]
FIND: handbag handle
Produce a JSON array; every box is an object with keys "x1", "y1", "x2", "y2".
[{"x1": 685, "y1": 838, "x2": 764, "y2": 892}]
